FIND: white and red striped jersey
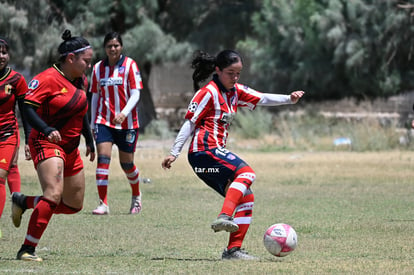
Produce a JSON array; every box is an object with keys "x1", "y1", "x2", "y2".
[
  {"x1": 185, "y1": 79, "x2": 262, "y2": 153},
  {"x1": 90, "y1": 55, "x2": 143, "y2": 129}
]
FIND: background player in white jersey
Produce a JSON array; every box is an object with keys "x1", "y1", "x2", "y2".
[
  {"x1": 162, "y1": 50, "x2": 304, "y2": 260},
  {"x1": 89, "y1": 32, "x2": 143, "y2": 215}
]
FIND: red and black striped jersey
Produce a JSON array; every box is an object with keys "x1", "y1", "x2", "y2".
[
  {"x1": 0, "y1": 68, "x2": 27, "y2": 139},
  {"x1": 25, "y1": 65, "x2": 88, "y2": 153}
]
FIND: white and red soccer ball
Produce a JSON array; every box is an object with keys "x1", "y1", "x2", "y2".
[{"x1": 263, "y1": 223, "x2": 298, "y2": 257}]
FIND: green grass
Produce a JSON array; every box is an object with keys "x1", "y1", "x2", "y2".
[{"x1": 1, "y1": 147, "x2": 414, "y2": 274}]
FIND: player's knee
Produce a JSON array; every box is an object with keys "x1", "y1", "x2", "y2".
[
  {"x1": 120, "y1": 161, "x2": 134, "y2": 171},
  {"x1": 97, "y1": 155, "x2": 111, "y2": 164},
  {"x1": 235, "y1": 166, "x2": 256, "y2": 185}
]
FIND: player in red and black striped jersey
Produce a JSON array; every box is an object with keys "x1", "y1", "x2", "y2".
[
  {"x1": 162, "y1": 50, "x2": 304, "y2": 260},
  {"x1": 11, "y1": 30, "x2": 95, "y2": 261},
  {"x1": 0, "y1": 37, "x2": 31, "y2": 239},
  {"x1": 89, "y1": 32, "x2": 142, "y2": 215}
]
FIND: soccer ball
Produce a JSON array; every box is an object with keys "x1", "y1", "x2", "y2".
[{"x1": 263, "y1": 223, "x2": 298, "y2": 257}]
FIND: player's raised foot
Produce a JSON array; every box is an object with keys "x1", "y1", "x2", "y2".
[
  {"x1": 92, "y1": 200, "x2": 109, "y2": 215},
  {"x1": 16, "y1": 245, "x2": 43, "y2": 262},
  {"x1": 129, "y1": 194, "x2": 142, "y2": 214},
  {"x1": 11, "y1": 192, "x2": 27, "y2": 228},
  {"x1": 222, "y1": 247, "x2": 258, "y2": 260},
  {"x1": 211, "y1": 213, "x2": 239, "y2": 233}
]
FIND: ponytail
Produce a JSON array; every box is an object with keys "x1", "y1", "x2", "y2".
[
  {"x1": 58, "y1": 29, "x2": 91, "y2": 62},
  {"x1": 190, "y1": 49, "x2": 243, "y2": 92},
  {"x1": 191, "y1": 50, "x2": 216, "y2": 92}
]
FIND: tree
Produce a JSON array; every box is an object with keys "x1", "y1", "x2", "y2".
[
  {"x1": 238, "y1": 0, "x2": 414, "y2": 100},
  {"x1": 156, "y1": 0, "x2": 261, "y2": 54},
  {"x1": 0, "y1": 0, "x2": 194, "y2": 129}
]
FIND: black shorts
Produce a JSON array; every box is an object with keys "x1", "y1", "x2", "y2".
[
  {"x1": 95, "y1": 124, "x2": 138, "y2": 153},
  {"x1": 188, "y1": 148, "x2": 248, "y2": 197}
]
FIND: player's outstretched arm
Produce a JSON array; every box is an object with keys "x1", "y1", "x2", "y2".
[{"x1": 290, "y1": 91, "x2": 305, "y2": 104}]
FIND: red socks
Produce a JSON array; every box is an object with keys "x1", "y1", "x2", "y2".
[
  {"x1": 228, "y1": 193, "x2": 254, "y2": 249},
  {"x1": 23, "y1": 197, "x2": 56, "y2": 247},
  {"x1": 7, "y1": 164, "x2": 21, "y2": 193},
  {"x1": 123, "y1": 165, "x2": 140, "y2": 196},
  {"x1": 96, "y1": 156, "x2": 110, "y2": 204},
  {"x1": 54, "y1": 201, "x2": 81, "y2": 214},
  {"x1": 0, "y1": 178, "x2": 6, "y2": 219},
  {"x1": 220, "y1": 166, "x2": 256, "y2": 216}
]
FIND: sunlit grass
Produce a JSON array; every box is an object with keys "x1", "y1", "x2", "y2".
[{"x1": 1, "y1": 144, "x2": 414, "y2": 273}]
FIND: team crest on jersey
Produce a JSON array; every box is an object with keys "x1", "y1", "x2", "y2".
[
  {"x1": 188, "y1": 102, "x2": 198, "y2": 113},
  {"x1": 230, "y1": 95, "x2": 237, "y2": 106},
  {"x1": 118, "y1": 66, "x2": 125, "y2": 74},
  {"x1": 28, "y1": 79, "x2": 39, "y2": 89},
  {"x1": 4, "y1": 84, "x2": 12, "y2": 95}
]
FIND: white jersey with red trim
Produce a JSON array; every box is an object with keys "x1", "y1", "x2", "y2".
[
  {"x1": 90, "y1": 55, "x2": 143, "y2": 129},
  {"x1": 185, "y1": 80, "x2": 262, "y2": 153}
]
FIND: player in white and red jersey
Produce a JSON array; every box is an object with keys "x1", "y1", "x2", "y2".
[
  {"x1": 162, "y1": 50, "x2": 304, "y2": 260},
  {"x1": 11, "y1": 30, "x2": 95, "y2": 261},
  {"x1": 89, "y1": 32, "x2": 142, "y2": 215},
  {"x1": 0, "y1": 37, "x2": 31, "y2": 239}
]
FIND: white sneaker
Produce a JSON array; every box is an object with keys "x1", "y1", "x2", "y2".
[
  {"x1": 129, "y1": 194, "x2": 142, "y2": 214},
  {"x1": 92, "y1": 200, "x2": 109, "y2": 215},
  {"x1": 211, "y1": 214, "x2": 239, "y2": 233},
  {"x1": 222, "y1": 247, "x2": 258, "y2": 260}
]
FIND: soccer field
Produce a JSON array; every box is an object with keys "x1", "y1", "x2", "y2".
[{"x1": 1, "y1": 144, "x2": 414, "y2": 274}]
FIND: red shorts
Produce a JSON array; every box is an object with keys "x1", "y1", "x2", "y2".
[
  {"x1": 0, "y1": 130, "x2": 19, "y2": 171},
  {"x1": 30, "y1": 139, "x2": 84, "y2": 177}
]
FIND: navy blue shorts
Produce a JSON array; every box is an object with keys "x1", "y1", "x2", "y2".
[
  {"x1": 95, "y1": 124, "x2": 138, "y2": 153},
  {"x1": 188, "y1": 148, "x2": 248, "y2": 197}
]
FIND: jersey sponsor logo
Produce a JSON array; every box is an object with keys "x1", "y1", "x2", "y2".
[
  {"x1": 188, "y1": 102, "x2": 198, "y2": 113},
  {"x1": 28, "y1": 79, "x2": 39, "y2": 90},
  {"x1": 99, "y1": 77, "x2": 123, "y2": 87}
]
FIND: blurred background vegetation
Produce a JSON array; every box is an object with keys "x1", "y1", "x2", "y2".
[{"x1": 2, "y1": 0, "x2": 414, "y2": 150}]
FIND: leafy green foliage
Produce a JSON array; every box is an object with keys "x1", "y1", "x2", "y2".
[
  {"x1": 238, "y1": 0, "x2": 414, "y2": 100},
  {"x1": 1, "y1": 0, "x2": 414, "y2": 102}
]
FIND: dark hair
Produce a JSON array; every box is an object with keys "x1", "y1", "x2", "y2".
[
  {"x1": 0, "y1": 36, "x2": 9, "y2": 51},
  {"x1": 58, "y1": 29, "x2": 91, "y2": 62},
  {"x1": 103, "y1": 31, "x2": 123, "y2": 47},
  {"x1": 191, "y1": 50, "x2": 242, "y2": 91}
]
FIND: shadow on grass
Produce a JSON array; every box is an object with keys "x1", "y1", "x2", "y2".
[
  {"x1": 151, "y1": 257, "x2": 282, "y2": 262},
  {"x1": 151, "y1": 257, "x2": 219, "y2": 262}
]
